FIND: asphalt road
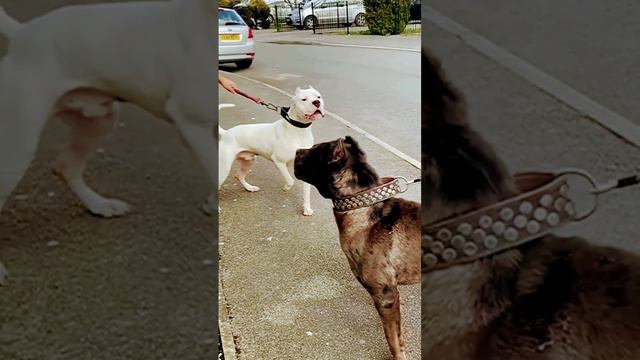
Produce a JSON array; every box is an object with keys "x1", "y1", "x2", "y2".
[
  {"x1": 220, "y1": 39, "x2": 421, "y2": 160},
  {"x1": 0, "y1": 1, "x2": 217, "y2": 359}
]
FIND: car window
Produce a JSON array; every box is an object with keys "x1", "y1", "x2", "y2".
[{"x1": 218, "y1": 9, "x2": 245, "y2": 25}]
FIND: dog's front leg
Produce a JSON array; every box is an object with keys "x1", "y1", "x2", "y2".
[
  {"x1": 369, "y1": 284, "x2": 406, "y2": 360},
  {"x1": 302, "y1": 182, "x2": 313, "y2": 216},
  {"x1": 271, "y1": 158, "x2": 295, "y2": 192}
]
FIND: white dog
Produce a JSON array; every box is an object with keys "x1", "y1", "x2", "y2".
[
  {"x1": 0, "y1": 0, "x2": 218, "y2": 284},
  {"x1": 218, "y1": 87, "x2": 324, "y2": 216}
]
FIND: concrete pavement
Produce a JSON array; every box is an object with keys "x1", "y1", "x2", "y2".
[
  {"x1": 218, "y1": 73, "x2": 421, "y2": 359},
  {"x1": 428, "y1": 0, "x2": 640, "y2": 125}
]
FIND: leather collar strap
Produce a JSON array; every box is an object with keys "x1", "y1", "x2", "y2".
[
  {"x1": 333, "y1": 177, "x2": 401, "y2": 212},
  {"x1": 422, "y1": 171, "x2": 591, "y2": 272},
  {"x1": 280, "y1": 106, "x2": 312, "y2": 128}
]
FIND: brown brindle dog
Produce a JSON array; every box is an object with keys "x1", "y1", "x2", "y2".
[
  {"x1": 423, "y1": 47, "x2": 640, "y2": 359},
  {"x1": 294, "y1": 136, "x2": 420, "y2": 360}
]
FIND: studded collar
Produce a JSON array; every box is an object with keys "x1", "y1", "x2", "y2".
[
  {"x1": 422, "y1": 170, "x2": 599, "y2": 272},
  {"x1": 333, "y1": 177, "x2": 404, "y2": 212}
]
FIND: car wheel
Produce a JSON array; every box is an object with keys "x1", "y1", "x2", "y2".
[
  {"x1": 268, "y1": 14, "x2": 274, "y2": 24},
  {"x1": 236, "y1": 60, "x2": 253, "y2": 69},
  {"x1": 354, "y1": 13, "x2": 366, "y2": 27},
  {"x1": 303, "y1": 15, "x2": 317, "y2": 30}
]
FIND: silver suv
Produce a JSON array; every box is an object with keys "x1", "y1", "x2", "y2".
[{"x1": 289, "y1": 0, "x2": 366, "y2": 30}]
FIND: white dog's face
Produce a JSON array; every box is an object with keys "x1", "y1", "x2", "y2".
[{"x1": 292, "y1": 86, "x2": 325, "y2": 122}]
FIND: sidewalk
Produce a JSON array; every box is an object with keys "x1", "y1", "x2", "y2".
[
  {"x1": 218, "y1": 75, "x2": 421, "y2": 359},
  {"x1": 255, "y1": 29, "x2": 420, "y2": 51}
]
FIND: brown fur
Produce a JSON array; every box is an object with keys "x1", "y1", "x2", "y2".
[
  {"x1": 422, "y1": 48, "x2": 640, "y2": 359},
  {"x1": 295, "y1": 136, "x2": 420, "y2": 360}
]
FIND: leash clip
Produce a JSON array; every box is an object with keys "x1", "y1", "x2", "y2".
[
  {"x1": 395, "y1": 176, "x2": 421, "y2": 193},
  {"x1": 262, "y1": 102, "x2": 280, "y2": 112}
]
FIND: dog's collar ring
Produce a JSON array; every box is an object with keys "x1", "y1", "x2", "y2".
[{"x1": 395, "y1": 176, "x2": 420, "y2": 193}]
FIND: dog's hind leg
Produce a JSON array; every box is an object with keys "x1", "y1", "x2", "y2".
[
  {"x1": 52, "y1": 103, "x2": 130, "y2": 218},
  {"x1": 234, "y1": 152, "x2": 260, "y2": 192}
]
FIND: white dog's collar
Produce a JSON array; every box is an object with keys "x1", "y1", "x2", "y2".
[{"x1": 280, "y1": 107, "x2": 312, "y2": 129}]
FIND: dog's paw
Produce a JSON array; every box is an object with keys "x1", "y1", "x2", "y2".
[
  {"x1": 303, "y1": 207, "x2": 314, "y2": 216},
  {"x1": 393, "y1": 353, "x2": 407, "y2": 360},
  {"x1": 244, "y1": 185, "x2": 261, "y2": 192},
  {"x1": 282, "y1": 183, "x2": 293, "y2": 192},
  {"x1": 0, "y1": 262, "x2": 9, "y2": 286},
  {"x1": 87, "y1": 198, "x2": 131, "y2": 218}
]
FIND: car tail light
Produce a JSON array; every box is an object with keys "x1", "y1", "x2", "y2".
[
  {"x1": 248, "y1": 27, "x2": 254, "y2": 39},
  {"x1": 247, "y1": 52, "x2": 255, "y2": 58}
]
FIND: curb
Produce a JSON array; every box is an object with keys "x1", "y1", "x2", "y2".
[{"x1": 218, "y1": 277, "x2": 238, "y2": 360}]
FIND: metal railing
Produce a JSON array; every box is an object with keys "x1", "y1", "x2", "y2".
[{"x1": 273, "y1": 1, "x2": 421, "y2": 34}]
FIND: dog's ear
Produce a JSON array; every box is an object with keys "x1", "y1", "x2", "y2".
[
  {"x1": 308, "y1": 85, "x2": 315, "y2": 90},
  {"x1": 329, "y1": 138, "x2": 346, "y2": 163},
  {"x1": 343, "y1": 136, "x2": 366, "y2": 160}
]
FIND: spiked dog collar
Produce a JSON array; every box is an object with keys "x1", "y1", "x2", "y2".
[
  {"x1": 333, "y1": 177, "x2": 413, "y2": 212},
  {"x1": 422, "y1": 170, "x2": 600, "y2": 272}
]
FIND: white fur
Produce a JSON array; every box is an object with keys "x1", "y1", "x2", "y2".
[
  {"x1": 0, "y1": 0, "x2": 218, "y2": 284},
  {"x1": 218, "y1": 87, "x2": 325, "y2": 216}
]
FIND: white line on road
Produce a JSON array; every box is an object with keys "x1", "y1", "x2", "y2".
[
  {"x1": 425, "y1": 6, "x2": 640, "y2": 148},
  {"x1": 223, "y1": 71, "x2": 422, "y2": 170}
]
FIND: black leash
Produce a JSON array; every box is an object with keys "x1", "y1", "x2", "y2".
[{"x1": 591, "y1": 174, "x2": 640, "y2": 194}]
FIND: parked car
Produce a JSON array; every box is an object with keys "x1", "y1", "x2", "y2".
[
  {"x1": 289, "y1": 0, "x2": 366, "y2": 30},
  {"x1": 267, "y1": 0, "x2": 296, "y2": 24},
  {"x1": 218, "y1": 8, "x2": 255, "y2": 69},
  {"x1": 409, "y1": 0, "x2": 420, "y2": 21}
]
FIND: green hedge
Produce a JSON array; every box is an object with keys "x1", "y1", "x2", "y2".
[{"x1": 363, "y1": 0, "x2": 411, "y2": 35}]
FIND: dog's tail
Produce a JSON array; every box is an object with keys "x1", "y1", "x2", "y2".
[
  {"x1": 0, "y1": 6, "x2": 21, "y2": 39},
  {"x1": 218, "y1": 103, "x2": 235, "y2": 137}
]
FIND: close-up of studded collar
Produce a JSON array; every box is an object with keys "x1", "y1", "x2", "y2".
[{"x1": 422, "y1": 170, "x2": 600, "y2": 272}]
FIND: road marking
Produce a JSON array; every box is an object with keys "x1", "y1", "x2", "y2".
[
  {"x1": 223, "y1": 71, "x2": 421, "y2": 170},
  {"x1": 260, "y1": 40, "x2": 420, "y2": 53},
  {"x1": 425, "y1": 6, "x2": 640, "y2": 148}
]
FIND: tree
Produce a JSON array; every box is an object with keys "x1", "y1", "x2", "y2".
[
  {"x1": 363, "y1": 0, "x2": 411, "y2": 35},
  {"x1": 219, "y1": 0, "x2": 241, "y2": 8},
  {"x1": 246, "y1": 0, "x2": 271, "y2": 25}
]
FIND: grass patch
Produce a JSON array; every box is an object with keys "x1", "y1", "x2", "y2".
[
  {"x1": 333, "y1": 28, "x2": 421, "y2": 36},
  {"x1": 400, "y1": 28, "x2": 422, "y2": 36}
]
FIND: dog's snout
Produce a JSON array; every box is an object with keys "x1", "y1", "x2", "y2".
[{"x1": 312, "y1": 100, "x2": 321, "y2": 108}]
